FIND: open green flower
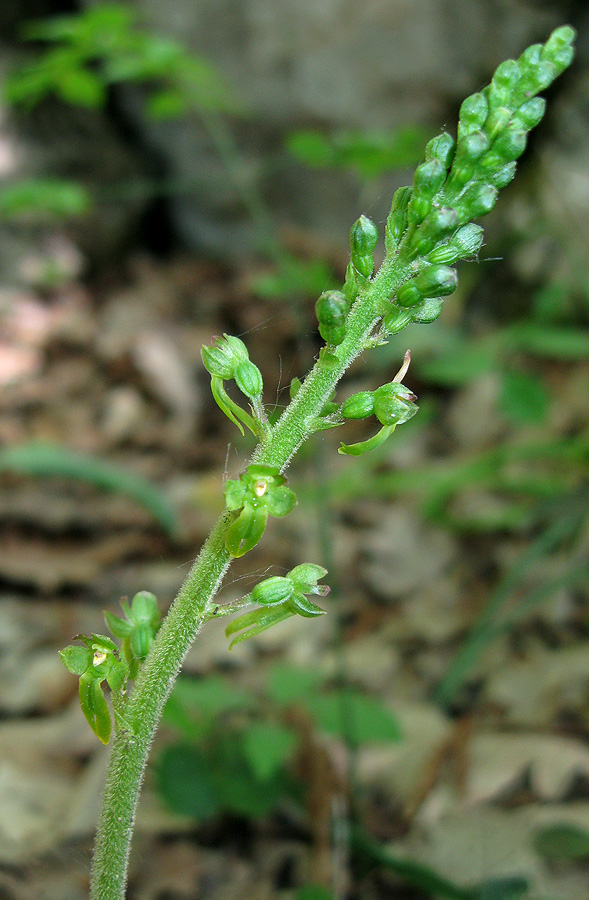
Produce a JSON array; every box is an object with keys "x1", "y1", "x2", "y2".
[
  {"x1": 224, "y1": 464, "x2": 297, "y2": 557},
  {"x1": 225, "y1": 563, "x2": 329, "y2": 647},
  {"x1": 59, "y1": 634, "x2": 128, "y2": 744},
  {"x1": 104, "y1": 591, "x2": 161, "y2": 680}
]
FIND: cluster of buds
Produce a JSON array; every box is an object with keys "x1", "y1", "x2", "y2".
[
  {"x1": 379, "y1": 25, "x2": 575, "y2": 336},
  {"x1": 59, "y1": 634, "x2": 129, "y2": 744},
  {"x1": 315, "y1": 289, "x2": 348, "y2": 346},
  {"x1": 104, "y1": 591, "x2": 161, "y2": 680},
  {"x1": 316, "y1": 214, "x2": 380, "y2": 347},
  {"x1": 339, "y1": 352, "x2": 418, "y2": 455},
  {"x1": 201, "y1": 334, "x2": 265, "y2": 436},
  {"x1": 224, "y1": 464, "x2": 297, "y2": 557},
  {"x1": 225, "y1": 563, "x2": 329, "y2": 648}
]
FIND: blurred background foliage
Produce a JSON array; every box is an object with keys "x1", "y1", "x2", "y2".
[{"x1": 0, "y1": 2, "x2": 588, "y2": 899}]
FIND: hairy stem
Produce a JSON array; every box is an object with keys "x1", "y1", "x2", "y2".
[{"x1": 89, "y1": 253, "x2": 413, "y2": 900}]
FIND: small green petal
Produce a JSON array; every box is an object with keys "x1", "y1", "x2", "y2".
[
  {"x1": 104, "y1": 611, "x2": 134, "y2": 639},
  {"x1": 79, "y1": 672, "x2": 111, "y2": 744},
  {"x1": 289, "y1": 593, "x2": 326, "y2": 618},
  {"x1": 225, "y1": 504, "x2": 268, "y2": 557},
  {"x1": 339, "y1": 424, "x2": 396, "y2": 456},
  {"x1": 59, "y1": 645, "x2": 92, "y2": 675},
  {"x1": 265, "y1": 485, "x2": 297, "y2": 517}
]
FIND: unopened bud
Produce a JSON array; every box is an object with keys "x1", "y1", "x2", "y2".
[
  {"x1": 373, "y1": 382, "x2": 418, "y2": 426},
  {"x1": 512, "y1": 97, "x2": 545, "y2": 130},
  {"x1": 457, "y1": 182, "x2": 498, "y2": 219},
  {"x1": 382, "y1": 305, "x2": 414, "y2": 335},
  {"x1": 341, "y1": 391, "x2": 375, "y2": 420},
  {"x1": 201, "y1": 334, "x2": 249, "y2": 379},
  {"x1": 487, "y1": 161, "x2": 517, "y2": 189},
  {"x1": 385, "y1": 186, "x2": 412, "y2": 252},
  {"x1": 458, "y1": 92, "x2": 489, "y2": 138},
  {"x1": 316, "y1": 290, "x2": 348, "y2": 345},
  {"x1": 425, "y1": 132, "x2": 456, "y2": 169},
  {"x1": 251, "y1": 576, "x2": 294, "y2": 606},
  {"x1": 411, "y1": 297, "x2": 444, "y2": 324},
  {"x1": 234, "y1": 360, "x2": 263, "y2": 400},
  {"x1": 491, "y1": 126, "x2": 527, "y2": 163},
  {"x1": 350, "y1": 214, "x2": 378, "y2": 255},
  {"x1": 130, "y1": 591, "x2": 159, "y2": 625},
  {"x1": 414, "y1": 264, "x2": 458, "y2": 299},
  {"x1": 485, "y1": 106, "x2": 512, "y2": 141}
]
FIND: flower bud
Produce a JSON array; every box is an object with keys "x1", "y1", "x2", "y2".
[
  {"x1": 542, "y1": 24, "x2": 576, "y2": 62},
  {"x1": 519, "y1": 43, "x2": 542, "y2": 71},
  {"x1": 457, "y1": 183, "x2": 498, "y2": 219},
  {"x1": 453, "y1": 223, "x2": 484, "y2": 257},
  {"x1": 411, "y1": 297, "x2": 444, "y2": 324},
  {"x1": 350, "y1": 215, "x2": 378, "y2": 276},
  {"x1": 487, "y1": 161, "x2": 517, "y2": 189},
  {"x1": 407, "y1": 194, "x2": 431, "y2": 225},
  {"x1": 350, "y1": 214, "x2": 379, "y2": 257},
  {"x1": 492, "y1": 59, "x2": 520, "y2": 92},
  {"x1": 491, "y1": 126, "x2": 527, "y2": 163},
  {"x1": 485, "y1": 106, "x2": 512, "y2": 141},
  {"x1": 413, "y1": 159, "x2": 446, "y2": 199},
  {"x1": 343, "y1": 261, "x2": 359, "y2": 303},
  {"x1": 458, "y1": 130, "x2": 490, "y2": 162},
  {"x1": 425, "y1": 132, "x2": 456, "y2": 169},
  {"x1": 201, "y1": 334, "x2": 248, "y2": 379},
  {"x1": 458, "y1": 92, "x2": 489, "y2": 138},
  {"x1": 385, "y1": 186, "x2": 412, "y2": 251},
  {"x1": 316, "y1": 291, "x2": 346, "y2": 325},
  {"x1": 414, "y1": 264, "x2": 458, "y2": 299},
  {"x1": 341, "y1": 391, "x2": 375, "y2": 420},
  {"x1": 541, "y1": 27, "x2": 575, "y2": 75},
  {"x1": 428, "y1": 223, "x2": 483, "y2": 264},
  {"x1": 518, "y1": 58, "x2": 556, "y2": 99},
  {"x1": 130, "y1": 623, "x2": 153, "y2": 660},
  {"x1": 396, "y1": 281, "x2": 423, "y2": 308},
  {"x1": 234, "y1": 359, "x2": 263, "y2": 400},
  {"x1": 408, "y1": 207, "x2": 460, "y2": 258},
  {"x1": 381, "y1": 305, "x2": 413, "y2": 335},
  {"x1": 316, "y1": 290, "x2": 348, "y2": 345},
  {"x1": 511, "y1": 97, "x2": 545, "y2": 130},
  {"x1": 373, "y1": 383, "x2": 418, "y2": 426},
  {"x1": 251, "y1": 575, "x2": 294, "y2": 606},
  {"x1": 130, "y1": 591, "x2": 159, "y2": 625}
]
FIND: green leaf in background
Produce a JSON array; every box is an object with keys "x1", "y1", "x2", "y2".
[
  {"x1": 293, "y1": 887, "x2": 334, "y2": 900},
  {"x1": 471, "y1": 875, "x2": 529, "y2": 900},
  {"x1": 305, "y1": 690, "x2": 402, "y2": 746},
  {"x1": 0, "y1": 442, "x2": 177, "y2": 536},
  {"x1": 417, "y1": 346, "x2": 496, "y2": 386},
  {"x1": 240, "y1": 721, "x2": 297, "y2": 781},
  {"x1": 0, "y1": 179, "x2": 90, "y2": 219},
  {"x1": 506, "y1": 323, "x2": 589, "y2": 360},
  {"x1": 267, "y1": 664, "x2": 328, "y2": 704},
  {"x1": 500, "y1": 370, "x2": 549, "y2": 425},
  {"x1": 287, "y1": 126, "x2": 429, "y2": 179},
  {"x1": 250, "y1": 257, "x2": 336, "y2": 300},
  {"x1": 145, "y1": 88, "x2": 188, "y2": 119},
  {"x1": 170, "y1": 675, "x2": 255, "y2": 718},
  {"x1": 213, "y1": 734, "x2": 291, "y2": 818},
  {"x1": 57, "y1": 67, "x2": 106, "y2": 106},
  {"x1": 156, "y1": 745, "x2": 221, "y2": 820},
  {"x1": 533, "y1": 823, "x2": 589, "y2": 861}
]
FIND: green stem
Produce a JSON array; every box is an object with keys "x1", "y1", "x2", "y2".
[{"x1": 89, "y1": 254, "x2": 414, "y2": 900}]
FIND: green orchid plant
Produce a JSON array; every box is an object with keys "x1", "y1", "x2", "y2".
[{"x1": 57, "y1": 26, "x2": 576, "y2": 900}]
